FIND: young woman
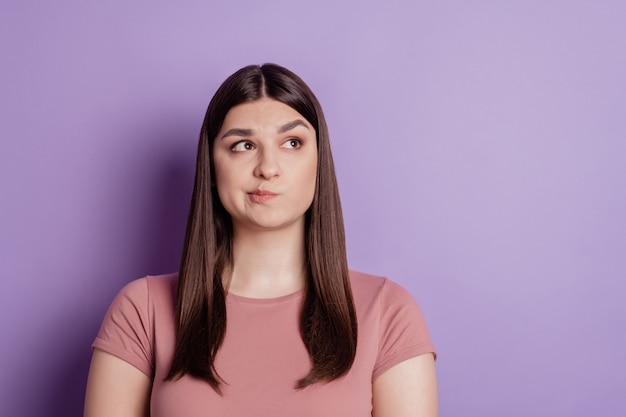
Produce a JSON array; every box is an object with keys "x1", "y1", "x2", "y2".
[{"x1": 84, "y1": 63, "x2": 437, "y2": 417}]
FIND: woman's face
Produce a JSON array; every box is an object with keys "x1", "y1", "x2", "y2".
[{"x1": 212, "y1": 98, "x2": 318, "y2": 233}]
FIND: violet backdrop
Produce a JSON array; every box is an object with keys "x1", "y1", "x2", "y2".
[{"x1": 1, "y1": 1, "x2": 624, "y2": 416}]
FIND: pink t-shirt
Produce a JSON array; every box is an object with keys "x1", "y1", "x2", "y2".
[{"x1": 93, "y1": 270, "x2": 436, "y2": 416}]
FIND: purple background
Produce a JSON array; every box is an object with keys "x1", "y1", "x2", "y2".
[{"x1": 1, "y1": 1, "x2": 624, "y2": 416}]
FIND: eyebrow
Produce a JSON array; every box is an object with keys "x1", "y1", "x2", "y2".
[
  {"x1": 220, "y1": 119, "x2": 310, "y2": 140},
  {"x1": 278, "y1": 119, "x2": 310, "y2": 133},
  {"x1": 220, "y1": 128, "x2": 254, "y2": 140}
]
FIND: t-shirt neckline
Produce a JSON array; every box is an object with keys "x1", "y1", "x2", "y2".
[{"x1": 226, "y1": 289, "x2": 305, "y2": 305}]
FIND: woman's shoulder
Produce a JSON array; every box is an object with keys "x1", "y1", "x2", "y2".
[
  {"x1": 145, "y1": 272, "x2": 178, "y2": 292},
  {"x1": 348, "y1": 269, "x2": 414, "y2": 301},
  {"x1": 113, "y1": 273, "x2": 178, "y2": 306},
  {"x1": 348, "y1": 269, "x2": 436, "y2": 374}
]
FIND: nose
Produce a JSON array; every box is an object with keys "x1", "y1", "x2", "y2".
[{"x1": 254, "y1": 147, "x2": 280, "y2": 179}]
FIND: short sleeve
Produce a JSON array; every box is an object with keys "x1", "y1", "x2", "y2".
[
  {"x1": 372, "y1": 279, "x2": 436, "y2": 381},
  {"x1": 92, "y1": 278, "x2": 154, "y2": 378}
]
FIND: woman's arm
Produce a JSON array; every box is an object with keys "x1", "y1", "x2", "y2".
[
  {"x1": 372, "y1": 353, "x2": 438, "y2": 417},
  {"x1": 84, "y1": 349, "x2": 152, "y2": 417}
]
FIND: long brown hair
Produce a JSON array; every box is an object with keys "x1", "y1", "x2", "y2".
[{"x1": 166, "y1": 64, "x2": 357, "y2": 393}]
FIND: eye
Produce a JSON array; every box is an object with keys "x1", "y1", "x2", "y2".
[
  {"x1": 231, "y1": 141, "x2": 255, "y2": 152},
  {"x1": 282, "y1": 138, "x2": 302, "y2": 149}
]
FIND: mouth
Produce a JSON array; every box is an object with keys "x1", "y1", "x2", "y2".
[{"x1": 248, "y1": 189, "x2": 278, "y2": 204}]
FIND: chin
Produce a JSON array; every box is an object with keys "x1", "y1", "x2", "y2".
[{"x1": 240, "y1": 215, "x2": 305, "y2": 233}]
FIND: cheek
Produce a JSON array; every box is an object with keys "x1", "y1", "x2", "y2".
[
  {"x1": 215, "y1": 175, "x2": 235, "y2": 202},
  {"x1": 303, "y1": 154, "x2": 318, "y2": 196},
  {"x1": 212, "y1": 160, "x2": 235, "y2": 204},
  {"x1": 307, "y1": 163, "x2": 318, "y2": 188},
  {"x1": 214, "y1": 178, "x2": 238, "y2": 219}
]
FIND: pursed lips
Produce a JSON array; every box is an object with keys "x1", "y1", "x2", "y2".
[{"x1": 247, "y1": 189, "x2": 278, "y2": 204}]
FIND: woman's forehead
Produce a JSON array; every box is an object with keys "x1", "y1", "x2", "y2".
[{"x1": 220, "y1": 98, "x2": 314, "y2": 133}]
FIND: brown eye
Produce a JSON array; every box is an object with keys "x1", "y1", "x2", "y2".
[
  {"x1": 283, "y1": 138, "x2": 302, "y2": 149},
  {"x1": 231, "y1": 141, "x2": 254, "y2": 152}
]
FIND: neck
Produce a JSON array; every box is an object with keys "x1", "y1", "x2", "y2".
[{"x1": 226, "y1": 222, "x2": 307, "y2": 298}]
